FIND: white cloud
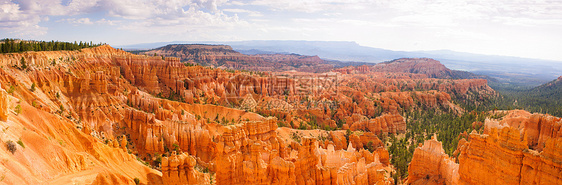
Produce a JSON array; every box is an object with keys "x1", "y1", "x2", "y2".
[
  {"x1": 250, "y1": 0, "x2": 381, "y2": 13},
  {"x1": 96, "y1": 18, "x2": 117, "y2": 25},
  {"x1": 223, "y1": 8, "x2": 262, "y2": 17},
  {"x1": 0, "y1": 0, "x2": 49, "y2": 36},
  {"x1": 0, "y1": 0, "x2": 244, "y2": 37},
  {"x1": 248, "y1": 0, "x2": 562, "y2": 26},
  {"x1": 58, "y1": 17, "x2": 120, "y2": 26},
  {"x1": 1, "y1": 0, "x2": 561, "y2": 60},
  {"x1": 64, "y1": 17, "x2": 93, "y2": 25}
]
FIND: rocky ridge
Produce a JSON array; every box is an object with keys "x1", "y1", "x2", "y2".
[{"x1": 142, "y1": 44, "x2": 334, "y2": 73}]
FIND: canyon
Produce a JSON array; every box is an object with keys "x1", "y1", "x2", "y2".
[
  {"x1": 0, "y1": 45, "x2": 400, "y2": 184},
  {"x1": 2, "y1": 44, "x2": 559, "y2": 185}
]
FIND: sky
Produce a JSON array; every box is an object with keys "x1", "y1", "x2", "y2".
[{"x1": 1, "y1": 0, "x2": 562, "y2": 61}]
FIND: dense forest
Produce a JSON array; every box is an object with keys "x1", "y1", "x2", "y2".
[
  {"x1": 0, "y1": 38, "x2": 104, "y2": 53},
  {"x1": 491, "y1": 77, "x2": 562, "y2": 117}
]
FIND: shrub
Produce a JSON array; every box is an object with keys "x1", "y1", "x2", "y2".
[
  {"x1": 14, "y1": 105, "x2": 21, "y2": 115},
  {"x1": 173, "y1": 143, "x2": 179, "y2": 152},
  {"x1": 17, "y1": 139, "x2": 25, "y2": 148},
  {"x1": 30, "y1": 83, "x2": 36, "y2": 92},
  {"x1": 134, "y1": 178, "x2": 140, "y2": 185},
  {"x1": 154, "y1": 155, "x2": 162, "y2": 167},
  {"x1": 7, "y1": 86, "x2": 15, "y2": 94},
  {"x1": 6, "y1": 140, "x2": 16, "y2": 154}
]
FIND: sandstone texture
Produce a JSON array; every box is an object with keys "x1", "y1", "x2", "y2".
[
  {"x1": 407, "y1": 137, "x2": 459, "y2": 185},
  {"x1": 349, "y1": 113, "x2": 406, "y2": 134},
  {"x1": 0, "y1": 45, "x2": 501, "y2": 185},
  {"x1": 0, "y1": 45, "x2": 404, "y2": 185},
  {"x1": 408, "y1": 110, "x2": 562, "y2": 185},
  {"x1": 373, "y1": 58, "x2": 456, "y2": 79},
  {"x1": 0, "y1": 85, "x2": 8, "y2": 121}
]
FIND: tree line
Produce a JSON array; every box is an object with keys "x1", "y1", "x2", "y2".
[
  {"x1": 0, "y1": 38, "x2": 104, "y2": 53},
  {"x1": 483, "y1": 78, "x2": 562, "y2": 117}
]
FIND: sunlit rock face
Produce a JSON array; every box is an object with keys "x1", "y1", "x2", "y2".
[
  {"x1": 407, "y1": 137, "x2": 459, "y2": 185},
  {"x1": 408, "y1": 110, "x2": 562, "y2": 185},
  {"x1": 0, "y1": 44, "x2": 509, "y2": 185},
  {"x1": 0, "y1": 45, "x2": 402, "y2": 185},
  {"x1": 0, "y1": 85, "x2": 8, "y2": 121}
]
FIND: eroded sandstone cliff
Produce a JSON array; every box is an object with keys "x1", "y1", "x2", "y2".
[
  {"x1": 0, "y1": 44, "x2": 505, "y2": 185},
  {"x1": 0, "y1": 45, "x2": 401, "y2": 185},
  {"x1": 407, "y1": 136, "x2": 459, "y2": 185},
  {"x1": 408, "y1": 110, "x2": 562, "y2": 185}
]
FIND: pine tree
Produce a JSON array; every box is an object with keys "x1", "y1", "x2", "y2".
[{"x1": 20, "y1": 57, "x2": 27, "y2": 70}]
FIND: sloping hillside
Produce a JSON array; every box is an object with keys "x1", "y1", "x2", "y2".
[{"x1": 497, "y1": 76, "x2": 562, "y2": 117}]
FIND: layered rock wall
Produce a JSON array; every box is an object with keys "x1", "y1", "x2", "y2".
[
  {"x1": 458, "y1": 127, "x2": 529, "y2": 185},
  {"x1": 407, "y1": 137, "x2": 459, "y2": 185},
  {"x1": 349, "y1": 113, "x2": 406, "y2": 134},
  {"x1": 161, "y1": 152, "x2": 209, "y2": 185},
  {"x1": 0, "y1": 85, "x2": 8, "y2": 121},
  {"x1": 408, "y1": 110, "x2": 562, "y2": 185}
]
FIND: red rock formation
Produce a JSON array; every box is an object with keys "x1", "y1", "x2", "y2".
[
  {"x1": 0, "y1": 85, "x2": 8, "y2": 121},
  {"x1": 407, "y1": 136, "x2": 459, "y2": 185},
  {"x1": 406, "y1": 110, "x2": 562, "y2": 185},
  {"x1": 456, "y1": 111, "x2": 562, "y2": 185},
  {"x1": 161, "y1": 152, "x2": 209, "y2": 185},
  {"x1": 485, "y1": 110, "x2": 562, "y2": 151},
  {"x1": 349, "y1": 113, "x2": 406, "y2": 134},
  {"x1": 520, "y1": 137, "x2": 562, "y2": 184},
  {"x1": 2, "y1": 45, "x2": 502, "y2": 185},
  {"x1": 372, "y1": 58, "x2": 455, "y2": 79},
  {"x1": 142, "y1": 44, "x2": 335, "y2": 73},
  {"x1": 267, "y1": 156, "x2": 296, "y2": 184},
  {"x1": 458, "y1": 127, "x2": 529, "y2": 184}
]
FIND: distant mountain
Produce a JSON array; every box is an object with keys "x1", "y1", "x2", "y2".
[
  {"x1": 118, "y1": 40, "x2": 562, "y2": 87},
  {"x1": 120, "y1": 41, "x2": 193, "y2": 50},
  {"x1": 227, "y1": 40, "x2": 410, "y2": 62},
  {"x1": 226, "y1": 41, "x2": 561, "y2": 86},
  {"x1": 332, "y1": 57, "x2": 488, "y2": 81},
  {"x1": 141, "y1": 44, "x2": 335, "y2": 73},
  {"x1": 373, "y1": 58, "x2": 487, "y2": 79}
]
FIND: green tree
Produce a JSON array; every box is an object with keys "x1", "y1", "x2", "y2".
[{"x1": 20, "y1": 57, "x2": 27, "y2": 70}]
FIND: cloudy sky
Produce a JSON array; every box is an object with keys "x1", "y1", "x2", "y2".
[{"x1": 1, "y1": 0, "x2": 561, "y2": 61}]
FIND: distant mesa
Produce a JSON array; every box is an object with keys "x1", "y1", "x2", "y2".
[
  {"x1": 334, "y1": 58, "x2": 487, "y2": 80},
  {"x1": 143, "y1": 44, "x2": 488, "y2": 81},
  {"x1": 140, "y1": 44, "x2": 334, "y2": 73},
  {"x1": 374, "y1": 58, "x2": 454, "y2": 78}
]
